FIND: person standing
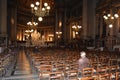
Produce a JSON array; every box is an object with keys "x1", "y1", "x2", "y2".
[{"x1": 78, "y1": 51, "x2": 90, "y2": 71}]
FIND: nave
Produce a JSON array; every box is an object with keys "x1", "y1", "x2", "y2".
[{"x1": 1, "y1": 48, "x2": 120, "y2": 80}]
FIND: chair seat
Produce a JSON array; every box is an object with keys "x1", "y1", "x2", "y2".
[{"x1": 50, "y1": 75, "x2": 61, "y2": 79}]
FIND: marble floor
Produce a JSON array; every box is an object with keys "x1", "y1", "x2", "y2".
[{"x1": 2, "y1": 50, "x2": 39, "y2": 80}]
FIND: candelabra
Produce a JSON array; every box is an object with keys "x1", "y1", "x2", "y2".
[
  {"x1": 72, "y1": 24, "x2": 82, "y2": 34},
  {"x1": 72, "y1": 22, "x2": 82, "y2": 38},
  {"x1": 56, "y1": 31, "x2": 62, "y2": 38}
]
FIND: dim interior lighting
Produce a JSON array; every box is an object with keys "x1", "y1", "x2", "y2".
[
  {"x1": 34, "y1": 7, "x2": 38, "y2": 10},
  {"x1": 38, "y1": 17, "x2": 43, "y2": 21},
  {"x1": 72, "y1": 25, "x2": 76, "y2": 29},
  {"x1": 30, "y1": 4, "x2": 34, "y2": 8},
  {"x1": 111, "y1": 17, "x2": 114, "y2": 19},
  {"x1": 109, "y1": 24, "x2": 113, "y2": 28},
  {"x1": 44, "y1": 3, "x2": 48, "y2": 6},
  {"x1": 36, "y1": 2, "x2": 39, "y2": 6},
  {"x1": 56, "y1": 31, "x2": 62, "y2": 34},
  {"x1": 107, "y1": 14, "x2": 111, "y2": 17},
  {"x1": 76, "y1": 32, "x2": 78, "y2": 34},
  {"x1": 114, "y1": 14, "x2": 119, "y2": 18},
  {"x1": 42, "y1": 8, "x2": 45, "y2": 11},
  {"x1": 25, "y1": 29, "x2": 34, "y2": 33},
  {"x1": 57, "y1": 35, "x2": 60, "y2": 38},
  {"x1": 47, "y1": 6, "x2": 50, "y2": 10},
  {"x1": 72, "y1": 23, "x2": 82, "y2": 30},
  {"x1": 78, "y1": 25, "x2": 82, "y2": 28},
  {"x1": 27, "y1": 21, "x2": 38, "y2": 26},
  {"x1": 59, "y1": 21, "x2": 62, "y2": 27}
]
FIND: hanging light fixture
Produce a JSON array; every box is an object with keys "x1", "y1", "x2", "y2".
[
  {"x1": 72, "y1": 22, "x2": 82, "y2": 30},
  {"x1": 30, "y1": 0, "x2": 51, "y2": 21},
  {"x1": 103, "y1": 9, "x2": 119, "y2": 27},
  {"x1": 27, "y1": 21, "x2": 38, "y2": 26},
  {"x1": 25, "y1": 21, "x2": 38, "y2": 33}
]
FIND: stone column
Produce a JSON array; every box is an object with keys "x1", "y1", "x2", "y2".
[
  {"x1": 96, "y1": 14, "x2": 101, "y2": 38},
  {"x1": 63, "y1": 9, "x2": 67, "y2": 43},
  {"x1": 0, "y1": 0, "x2": 7, "y2": 46},
  {"x1": 82, "y1": 0, "x2": 88, "y2": 39},
  {"x1": 0, "y1": 0, "x2": 7, "y2": 35},
  {"x1": 69, "y1": 23, "x2": 72, "y2": 40},
  {"x1": 55, "y1": 10, "x2": 58, "y2": 45},
  {"x1": 100, "y1": 15, "x2": 103, "y2": 38},
  {"x1": 8, "y1": 4, "x2": 17, "y2": 41},
  {"x1": 87, "y1": 0, "x2": 96, "y2": 39},
  {"x1": 114, "y1": 18, "x2": 119, "y2": 36}
]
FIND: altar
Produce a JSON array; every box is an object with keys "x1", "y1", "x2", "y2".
[{"x1": 26, "y1": 30, "x2": 46, "y2": 47}]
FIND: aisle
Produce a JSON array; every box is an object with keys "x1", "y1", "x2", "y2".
[
  {"x1": 13, "y1": 50, "x2": 32, "y2": 76},
  {"x1": 3, "y1": 50, "x2": 38, "y2": 80}
]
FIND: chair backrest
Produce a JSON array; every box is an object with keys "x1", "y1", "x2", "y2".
[
  {"x1": 49, "y1": 71, "x2": 63, "y2": 80},
  {"x1": 109, "y1": 59, "x2": 118, "y2": 66},
  {"x1": 109, "y1": 65, "x2": 119, "y2": 73},
  {"x1": 116, "y1": 72, "x2": 120, "y2": 80},
  {"x1": 40, "y1": 64, "x2": 52, "y2": 72},
  {"x1": 81, "y1": 77, "x2": 97, "y2": 80},
  {"x1": 97, "y1": 66, "x2": 108, "y2": 75},
  {"x1": 40, "y1": 60, "x2": 51, "y2": 65},
  {"x1": 98, "y1": 73, "x2": 111, "y2": 80},
  {"x1": 66, "y1": 70, "x2": 78, "y2": 80},
  {"x1": 82, "y1": 67, "x2": 94, "y2": 77},
  {"x1": 69, "y1": 63, "x2": 79, "y2": 70},
  {"x1": 39, "y1": 64, "x2": 52, "y2": 78},
  {"x1": 56, "y1": 64, "x2": 66, "y2": 72}
]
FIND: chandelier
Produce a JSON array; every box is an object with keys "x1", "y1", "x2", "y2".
[
  {"x1": 27, "y1": 21, "x2": 38, "y2": 26},
  {"x1": 103, "y1": 9, "x2": 119, "y2": 28},
  {"x1": 25, "y1": 21, "x2": 38, "y2": 33},
  {"x1": 30, "y1": 0, "x2": 51, "y2": 21}
]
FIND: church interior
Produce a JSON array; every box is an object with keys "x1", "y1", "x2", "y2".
[{"x1": 0, "y1": 0, "x2": 120, "y2": 80}]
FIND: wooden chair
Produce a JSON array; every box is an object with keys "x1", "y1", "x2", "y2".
[
  {"x1": 109, "y1": 59, "x2": 118, "y2": 66},
  {"x1": 81, "y1": 77, "x2": 97, "y2": 80},
  {"x1": 49, "y1": 71, "x2": 63, "y2": 80},
  {"x1": 66, "y1": 70, "x2": 78, "y2": 80},
  {"x1": 39, "y1": 65, "x2": 52, "y2": 79},
  {"x1": 82, "y1": 68, "x2": 94, "y2": 77},
  {"x1": 56, "y1": 64, "x2": 66, "y2": 73},
  {"x1": 116, "y1": 72, "x2": 120, "y2": 80},
  {"x1": 98, "y1": 73, "x2": 111, "y2": 80},
  {"x1": 40, "y1": 60, "x2": 51, "y2": 65},
  {"x1": 69, "y1": 63, "x2": 79, "y2": 70},
  {"x1": 96, "y1": 66, "x2": 109, "y2": 75},
  {"x1": 109, "y1": 65, "x2": 119, "y2": 73}
]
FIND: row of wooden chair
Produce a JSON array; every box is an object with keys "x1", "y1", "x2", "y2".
[
  {"x1": 27, "y1": 49, "x2": 120, "y2": 80},
  {"x1": 0, "y1": 51, "x2": 17, "y2": 77},
  {"x1": 38, "y1": 66, "x2": 120, "y2": 80}
]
